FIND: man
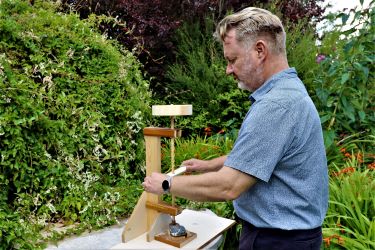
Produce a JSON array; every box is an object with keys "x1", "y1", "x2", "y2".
[{"x1": 142, "y1": 7, "x2": 328, "y2": 250}]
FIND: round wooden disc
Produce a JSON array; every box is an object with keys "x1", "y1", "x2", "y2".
[{"x1": 152, "y1": 105, "x2": 192, "y2": 116}]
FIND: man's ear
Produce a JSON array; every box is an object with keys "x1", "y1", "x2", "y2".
[{"x1": 255, "y1": 40, "x2": 268, "y2": 60}]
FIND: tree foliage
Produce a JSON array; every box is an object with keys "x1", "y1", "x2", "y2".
[
  {"x1": 59, "y1": 0, "x2": 325, "y2": 91},
  {"x1": 312, "y1": 1, "x2": 375, "y2": 149}
]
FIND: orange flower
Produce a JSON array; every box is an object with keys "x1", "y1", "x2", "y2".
[
  {"x1": 327, "y1": 234, "x2": 345, "y2": 246},
  {"x1": 337, "y1": 236, "x2": 344, "y2": 245},
  {"x1": 332, "y1": 167, "x2": 355, "y2": 177},
  {"x1": 204, "y1": 127, "x2": 212, "y2": 136},
  {"x1": 337, "y1": 223, "x2": 345, "y2": 233},
  {"x1": 342, "y1": 167, "x2": 355, "y2": 173},
  {"x1": 355, "y1": 152, "x2": 363, "y2": 163},
  {"x1": 323, "y1": 237, "x2": 331, "y2": 247}
]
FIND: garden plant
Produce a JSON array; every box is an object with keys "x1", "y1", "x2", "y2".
[{"x1": 1, "y1": 0, "x2": 150, "y2": 248}]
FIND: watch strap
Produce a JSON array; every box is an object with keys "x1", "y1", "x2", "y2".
[{"x1": 162, "y1": 175, "x2": 172, "y2": 193}]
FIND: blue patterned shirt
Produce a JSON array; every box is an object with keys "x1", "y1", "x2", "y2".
[{"x1": 225, "y1": 68, "x2": 328, "y2": 230}]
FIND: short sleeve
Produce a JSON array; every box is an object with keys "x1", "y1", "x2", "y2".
[{"x1": 225, "y1": 101, "x2": 295, "y2": 182}]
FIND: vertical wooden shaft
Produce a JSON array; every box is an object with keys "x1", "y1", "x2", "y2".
[
  {"x1": 145, "y1": 135, "x2": 162, "y2": 241},
  {"x1": 170, "y1": 116, "x2": 176, "y2": 223},
  {"x1": 170, "y1": 116, "x2": 175, "y2": 173}
]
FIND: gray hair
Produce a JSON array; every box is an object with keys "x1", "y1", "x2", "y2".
[{"x1": 215, "y1": 7, "x2": 286, "y2": 55}]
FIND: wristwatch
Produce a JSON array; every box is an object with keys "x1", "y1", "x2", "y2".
[{"x1": 162, "y1": 176, "x2": 172, "y2": 194}]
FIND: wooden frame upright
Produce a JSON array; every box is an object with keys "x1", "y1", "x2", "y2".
[
  {"x1": 122, "y1": 105, "x2": 193, "y2": 244},
  {"x1": 116, "y1": 105, "x2": 237, "y2": 249}
]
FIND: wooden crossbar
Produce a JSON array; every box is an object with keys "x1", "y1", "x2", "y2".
[
  {"x1": 143, "y1": 127, "x2": 182, "y2": 138},
  {"x1": 145, "y1": 201, "x2": 180, "y2": 216}
]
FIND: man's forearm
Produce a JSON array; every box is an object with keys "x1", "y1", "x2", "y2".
[
  {"x1": 171, "y1": 172, "x2": 230, "y2": 201},
  {"x1": 170, "y1": 165, "x2": 256, "y2": 202},
  {"x1": 206, "y1": 155, "x2": 227, "y2": 172}
]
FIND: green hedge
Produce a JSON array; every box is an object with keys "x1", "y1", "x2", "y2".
[{"x1": 0, "y1": 0, "x2": 151, "y2": 248}]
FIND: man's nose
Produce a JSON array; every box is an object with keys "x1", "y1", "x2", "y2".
[{"x1": 226, "y1": 64, "x2": 234, "y2": 75}]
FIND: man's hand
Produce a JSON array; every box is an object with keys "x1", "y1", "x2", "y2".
[
  {"x1": 182, "y1": 158, "x2": 209, "y2": 173},
  {"x1": 182, "y1": 155, "x2": 227, "y2": 173},
  {"x1": 142, "y1": 172, "x2": 166, "y2": 195}
]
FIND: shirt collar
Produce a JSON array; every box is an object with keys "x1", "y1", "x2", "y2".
[{"x1": 249, "y1": 67, "x2": 297, "y2": 103}]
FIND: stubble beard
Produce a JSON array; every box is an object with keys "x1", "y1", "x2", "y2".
[
  {"x1": 237, "y1": 65, "x2": 264, "y2": 92},
  {"x1": 237, "y1": 81, "x2": 250, "y2": 91}
]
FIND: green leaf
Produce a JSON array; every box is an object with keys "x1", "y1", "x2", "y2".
[
  {"x1": 341, "y1": 73, "x2": 350, "y2": 84},
  {"x1": 320, "y1": 114, "x2": 331, "y2": 124},
  {"x1": 341, "y1": 13, "x2": 350, "y2": 25},
  {"x1": 323, "y1": 130, "x2": 335, "y2": 148},
  {"x1": 316, "y1": 88, "x2": 329, "y2": 105},
  {"x1": 351, "y1": 10, "x2": 362, "y2": 25},
  {"x1": 343, "y1": 27, "x2": 357, "y2": 36},
  {"x1": 14, "y1": 119, "x2": 25, "y2": 125},
  {"x1": 343, "y1": 40, "x2": 355, "y2": 52},
  {"x1": 358, "y1": 111, "x2": 366, "y2": 121},
  {"x1": 328, "y1": 63, "x2": 338, "y2": 77},
  {"x1": 344, "y1": 110, "x2": 356, "y2": 122},
  {"x1": 362, "y1": 66, "x2": 369, "y2": 79}
]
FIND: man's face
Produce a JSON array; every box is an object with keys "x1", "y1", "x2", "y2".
[{"x1": 223, "y1": 29, "x2": 264, "y2": 92}]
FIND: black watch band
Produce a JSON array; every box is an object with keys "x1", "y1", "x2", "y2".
[{"x1": 162, "y1": 176, "x2": 172, "y2": 193}]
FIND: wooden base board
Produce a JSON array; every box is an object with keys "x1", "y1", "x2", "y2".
[
  {"x1": 112, "y1": 209, "x2": 236, "y2": 249},
  {"x1": 155, "y1": 230, "x2": 197, "y2": 248}
]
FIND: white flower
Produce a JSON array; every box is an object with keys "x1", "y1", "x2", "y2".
[
  {"x1": 93, "y1": 145, "x2": 107, "y2": 157},
  {"x1": 66, "y1": 48, "x2": 75, "y2": 58},
  {"x1": 43, "y1": 75, "x2": 53, "y2": 89},
  {"x1": 44, "y1": 152, "x2": 52, "y2": 159},
  {"x1": 33, "y1": 194, "x2": 41, "y2": 206},
  {"x1": 114, "y1": 192, "x2": 120, "y2": 201},
  {"x1": 132, "y1": 111, "x2": 142, "y2": 120},
  {"x1": 79, "y1": 202, "x2": 91, "y2": 214},
  {"x1": 126, "y1": 121, "x2": 141, "y2": 133},
  {"x1": 0, "y1": 125, "x2": 4, "y2": 136},
  {"x1": 46, "y1": 202, "x2": 57, "y2": 213},
  {"x1": 2, "y1": 95, "x2": 11, "y2": 103}
]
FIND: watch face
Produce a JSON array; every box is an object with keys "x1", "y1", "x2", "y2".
[{"x1": 162, "y1": 179, "x2": 169, "y2": 191}]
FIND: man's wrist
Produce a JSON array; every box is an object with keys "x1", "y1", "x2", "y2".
[{"x1": 162, "y1": 175, "x2": 172, "y2": 194}]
